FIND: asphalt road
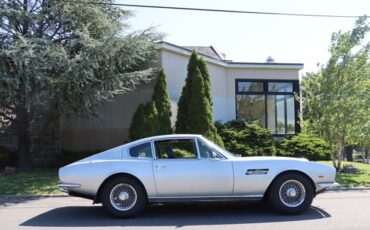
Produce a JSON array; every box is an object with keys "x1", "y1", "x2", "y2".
[{"x1": 1, "y1": 190, "x2": 370, "y2": 230}]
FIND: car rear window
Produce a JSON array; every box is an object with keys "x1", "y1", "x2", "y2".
[{"x1": 129, "y1": 142, "x2": 152, "y2": 158}]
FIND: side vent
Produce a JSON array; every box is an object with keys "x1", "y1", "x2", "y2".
[{"x1": 246, "y1": 169, "x2": 269, "y2": 175}]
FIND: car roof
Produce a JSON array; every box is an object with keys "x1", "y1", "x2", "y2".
[{"x1": 128, "y1": 134, "x2": 203, "y2": 146}]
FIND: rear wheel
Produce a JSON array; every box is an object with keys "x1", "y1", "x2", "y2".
[
  {"x1": 101, "y1": 177, "x2": 147, "y2": 218},
  {"x1": 268, "y1": 173, "x2": 314, "y2": 214}
]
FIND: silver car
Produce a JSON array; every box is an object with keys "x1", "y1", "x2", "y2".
[{"x1": 58, "y1": 134, "x2": 338, "y2": 217}]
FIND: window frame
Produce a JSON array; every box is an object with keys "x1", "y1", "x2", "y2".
[
  {"x1": 237, "y1": 81, "x2": 264, "y2": 93},
  {"x1": 196, "y1": 138, "x2": 226, "y2": 159},
  {"x1": 128, "y1": 142, "x2": 154, "y2": 160},
  {"x1": 153, "y1": 138, "x2": 200, "y2": 160},
  {"x1": 235, "y1": 79, "x2": 300, "y2": 136},
  {"x1": 267, "y1": 82, "x2": 294, "y2": 93}
]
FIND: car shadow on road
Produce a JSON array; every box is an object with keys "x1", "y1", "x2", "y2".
[{"x1": 21, "y1": 203, "x2": 331, "y2": 227}]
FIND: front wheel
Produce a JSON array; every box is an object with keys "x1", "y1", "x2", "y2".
[
  {"x1": 101, "y1": 177, "x2": 147, "y2": 218},
  {"x1": 268, "y1": 173, "x2": 314, "y2": 214}
]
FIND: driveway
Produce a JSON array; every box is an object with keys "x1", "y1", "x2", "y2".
[{"x1": 1, "y1": 190, "x2": 369, "y2": 230}]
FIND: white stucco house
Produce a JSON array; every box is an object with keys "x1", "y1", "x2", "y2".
[{"x1": 60, "y1": 41, "x2": 303, "y2": 152}]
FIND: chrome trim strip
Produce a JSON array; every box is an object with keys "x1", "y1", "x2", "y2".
[
  {"x1": 148, "y1": 195, "x2": 263, "y2": 202},
  {"x1": 194, "y1": 137, "x2": 201, "y2": 159},
  {"x1": 245, "y1": 169, "x2": 269, "y2": 175}
]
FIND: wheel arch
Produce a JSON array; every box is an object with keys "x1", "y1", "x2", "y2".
[
  {"x1": 93, "y1": 173, "x2": 148, "y2": 204},
  {"x1": 264, "y1": 170, "x2": 317, "y2": 197}
]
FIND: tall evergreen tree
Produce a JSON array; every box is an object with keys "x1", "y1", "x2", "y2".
[
  {"x1": 129, "y1": 102, "x2": 159, "y2": 141},
  {"x1": 175, "y1": 51, "x2": 199, "y2": 132},
  {"x1": 175, "y1": 50, "x2": 223, "y2": 146},
  {"x1": 152, "y1": 69, "x2": 172, "y2": 134},
  {"x1": 197, "y1": 57, "x2": 213, "y2": 106},
  {"x1": 186, "y1": 68, "x2": 223, "y2": 146}
]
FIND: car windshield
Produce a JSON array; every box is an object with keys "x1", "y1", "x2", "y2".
[{"x1": 201, "y1": 137, "x2": 236, "y2": 159}]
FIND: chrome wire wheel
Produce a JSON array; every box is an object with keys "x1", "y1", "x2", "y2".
[
  {"x1": 278, "y1": 179, "x2": 306, "y2": 208},
  {"x1": 109, "y1": 183, "x2": 138, "y2": 211}
]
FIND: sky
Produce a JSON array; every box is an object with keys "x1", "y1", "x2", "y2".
[{"x1": 118, "y1": 0, "x2": 369, "y2": 74}]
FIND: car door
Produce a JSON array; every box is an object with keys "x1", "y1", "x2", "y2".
[{"x1": 152, "y1": 138, "x2": 233, "y2": 197}]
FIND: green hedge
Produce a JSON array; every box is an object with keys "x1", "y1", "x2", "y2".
[
  {"x1": 216, "y1": 120, "x2": 276, "y2": 156},
  {"x1": 276, "y1": 133, "x2": 331, "y2": 161}
]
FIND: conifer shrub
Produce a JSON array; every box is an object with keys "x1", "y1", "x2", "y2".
[
  {"x1": 276, "y1": 133, "x2": 331, "y2": 161},
  {"x1": 216, "y1": 120, "x2": 276, "y2": 156},
  {"x1": 129, "y1": 69, "x2": 172, "y2": 140},
  {"x1": 176, "y1": 51, "x2": 198, "y2": 133},
  {"x1": 129, "y1": 101, "x2": 159, "y2": 141},
  {"x1": 176, "y1": 51, "x2": 223, "y2": 146},
  {"x1": 152, "y1": 69, "x2": 172, "y2": 134}
]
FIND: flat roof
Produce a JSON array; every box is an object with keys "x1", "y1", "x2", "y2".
[{"x1": 160, "y1": 41, "x2": 304, "y2": 70}]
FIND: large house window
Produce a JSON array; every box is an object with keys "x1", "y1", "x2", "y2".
[{"x1": 236, "y1": 80, "x2": 299, "y2": 135}]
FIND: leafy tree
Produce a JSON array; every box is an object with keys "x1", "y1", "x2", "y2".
[
  {"x1": 303, "y1": 17, "x2": 369, "y2": 170},
  {"x1": 276, "y1": 134, "x2": 331, "y2": 161},
  {"x1": 347, "y1": 76, "x2": 370, "y2": 160},
  {"x1": 152, "y1": 69, "x2": 172, "y2": 134},
  {"x1": 0, "y1": 0, "x2": 161, "y2": 168},
  {"x1": 216, "y1": 120, "x2": 276, "y2": 156},
  {"x1": 129, "y1": 102, "x2": 160, "y2": 141}
]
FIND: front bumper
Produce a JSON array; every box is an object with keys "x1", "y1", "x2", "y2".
[
  {"x1": 58, "y1": 182, "x2": 81, "y2": 193},
  {"x1": 316, "y1": 182, "x2": 340, "y2": 193}
]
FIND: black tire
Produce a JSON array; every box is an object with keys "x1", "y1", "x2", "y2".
[
  {"x1": 268, "y1": 173, "x2": 314, "y2": 215},
  {"x1": 101, "y1": 176, "x2": 147, "y2": 218}
]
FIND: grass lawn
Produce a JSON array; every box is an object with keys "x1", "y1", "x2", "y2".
[
  {"x1": 0, "y1": 168, "x2": 62, "y2": 195},
  {"x1": 318, "y1": 161, "x2": 370, "y2": 188}
]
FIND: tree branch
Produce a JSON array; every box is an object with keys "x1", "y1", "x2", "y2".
[
  {"x1": 30, "y1": 0, "x2": 40, "y2": 12},
  {"x1": 0, "y1": 22, "x2": 16, "y2": 36},
  {"x1": 4, "y1": 104, "x2": 15, "y2": 112},
  {"x1": 16, "y1": 0, "x2": 24, "y2": 6},
  {"x1": 0, "y1": 111, "x2": 16, "y2": 123},
  {"x1": 49, "y1": 22, "x2": 62, "y2": 40},
  {"x1": 22, "y1": 0, "x2": 29, "y2": 35}
]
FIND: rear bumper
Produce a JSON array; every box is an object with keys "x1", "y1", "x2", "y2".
[
  {"x1": 316, "y1": 182, "x2": 339, "y2": 193},
  {"x1": 58, "y1": 182, "x2": 81, "y2": 193},
  {"x1": 58, "y1": 183, "x2": 95, "y2": 201}
]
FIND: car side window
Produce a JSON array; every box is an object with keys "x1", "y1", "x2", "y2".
[
  {"x1": 129, "y1": 142, "x2": 153, "y2": 158},
  {"x1": 197, "y1": 139, "x2": 224, "y2": 159},
  {"x1": 154, "y1": 139, "x2": 197, "y2": 159}
]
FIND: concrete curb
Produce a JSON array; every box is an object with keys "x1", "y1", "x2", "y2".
[
  {"x1": 0, "y1": 194, "x2": 68, "y2": 198},
  {"x1": 327, "y1": 187, "x2": 370, "y2": 191}
]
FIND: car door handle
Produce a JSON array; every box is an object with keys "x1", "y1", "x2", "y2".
[{"x1": 154, "y1": 164, "x2": 167, "y2": 170}]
